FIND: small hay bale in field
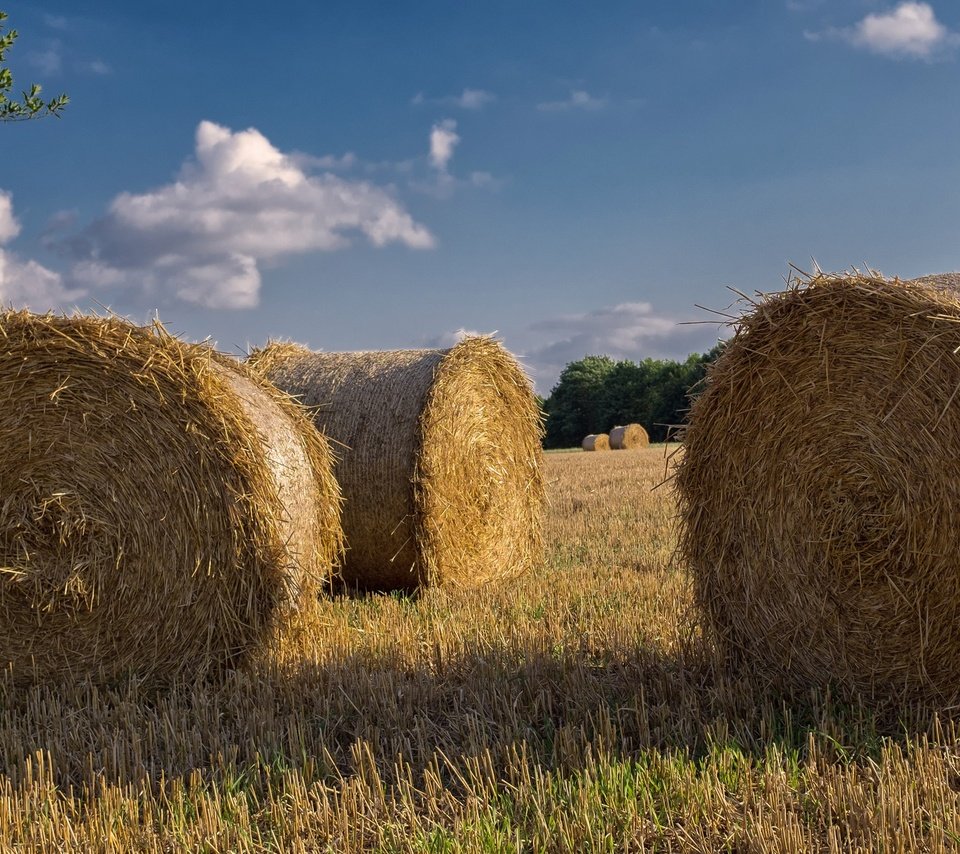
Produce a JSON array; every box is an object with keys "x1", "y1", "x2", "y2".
[
  {"x1": 609, "y1": 423, "x2": 649, "y2": 450},
  {"x1": 248, "y1": 338, "x2": 544, "y2": 591},
  {"x1": 676, "y1": 272, "x2": 960, "y2": 703},
  {"x1": 582, "y1": 433, "x2": 610, "y2": 451},
  {"x1": 0, "y1": 311, "x2": 341, "y2": 683}
]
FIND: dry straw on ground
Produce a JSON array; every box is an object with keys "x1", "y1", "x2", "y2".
[
  {"x1": 0, "y1": 311, "x2": 341, "y2": 683},
  {"x1": 609, "y1": 423, "x2": 649, "y2": 450},
  {"x1": 249, "y1": 337, "x2": 544, "y2": 591},
  {"x1": 676, "y1": 271, "x2": 960, "y2": 703},
  {"x1": 581, "y1": 433, "x2": 610, "y2": 451}
]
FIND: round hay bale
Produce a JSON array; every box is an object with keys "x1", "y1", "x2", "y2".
[
  {"x1": 609, "y1": 423, "x2": 649, "y2": 450},
  {"x1": 248, "y1": 337, "x2": 544, "y2": 591},
  {"x1": 0, "y1": 311, "x2": 341, "y2": 683},
  {"x1": 582, "y1": 433, "x2": 610, "y2": 451},
  {"x1": 910, "y1": 271, "x2": 960, "y2": 291},
  {"x1": 676, "y1": 272, "x2": 960, "y2": 702}
]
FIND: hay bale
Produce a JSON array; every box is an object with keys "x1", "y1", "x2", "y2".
[
  {"x1": 582, "y1": 433, "x2": 610, "y2": 451},
  {"x1": 676, "y1": 272, "x2": 960, "y2": 702},
  {"x1": 609, "y1": 423, "x2": 649, "y2": 450},
  {"x1": 248, "y1": 337, "x2": 544, "y2": 591},
  {"x1": 0, "y1": 311, "x2": 342, "y2": 683},
  {"x1": 910, "y1": 271, "x2": 960, "y2": 291}
]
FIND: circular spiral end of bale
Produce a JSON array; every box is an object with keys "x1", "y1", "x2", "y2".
[
  {"x1": 582, "y1": 434, "x2": 610, "y2": 451},
  {"x1": 609, "y1": 423, "x2": 649, "y2": 450},
  {"x1": 676, "y1": 273, "x2": 960, "y2": 702},
  {"x1": 248, "y1": 337, "x2": 545, "y2": 591},
  {"x1": 0, "y1": 311, "x2": 341, "y2": 683}
]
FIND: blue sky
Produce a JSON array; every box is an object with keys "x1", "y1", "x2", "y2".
[{"x1": 2, "y1": 0, "x2": 959, "y2": 391}]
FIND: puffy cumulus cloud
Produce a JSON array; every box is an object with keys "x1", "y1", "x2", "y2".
[
  {"x1": 521, "y1": 301, "x2": 723, "y2": 393},
  {"x1": 63, "y1": 121, "x2": 435, "y2": 309},
  {"x1": 0, "y1": 192, "x2": 83, "y2": 310},
  {"x1": 0, "y1": 192, "x2": 19, "y2": 244},
  {"x1": 429, "y1": 119, "x2": 460, "y2": 172},
  {"x1": 807, "y1": 3, "x2": 960, "y2": 60},
  {"x1": 412, "y1": 89, "x2": 496, "y2": 110}
]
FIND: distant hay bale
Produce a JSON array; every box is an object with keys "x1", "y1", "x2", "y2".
[
  {"x1": 248, "y1": 337, "x2": 544, "y2": 591},
  {"x1": 676, "y1": 272, "x2": 960, "y2": 702},
  {"x1": 582, "y1": 434, "x2": 610, "y2": 451},
  {"x1": 0, "y1": 311, "x2": 341, "y2": 683},
  {"x1": 609, "y1": 423, "x2": 649, "y2": 450},
  {"x1": 910, "y1": 271, "x2": 960, "y2": 291}
]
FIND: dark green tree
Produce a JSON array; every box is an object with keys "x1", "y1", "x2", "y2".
[
  {"x1": 542, "y1": 341, "x2": 727, "y2": 447},
  {"x1": 0, "y1": 11, "x2": 68, "y2": 121},
  {"x1": 543, "y1": 355, "x2": 616, "y2": 448}
]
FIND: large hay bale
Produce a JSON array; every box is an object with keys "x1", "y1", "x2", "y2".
[
  {"x1": 609, "y1": 423, "x2": 649, "y2": 450},
  {"x1": 248, "y1": 337, "x2": 544, "y2": 591},
  {"x1": 676, "y1": 272, "x2": 960, "y2": 702},
  {"x1": 0, "y1": 311, "x2": 341, "y2": 683},
  {"x1": 582, "y1": 434, "x2": 610, "y2": 451}
]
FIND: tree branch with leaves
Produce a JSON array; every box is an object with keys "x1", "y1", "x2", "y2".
[{"x1": 0, "y1": 10, "x2": 68, "y2": 121}]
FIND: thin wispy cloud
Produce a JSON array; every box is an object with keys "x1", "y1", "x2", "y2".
[
  {"x1": 56, "y1": 121, "x2": 435, "y2": 310},
  {"x1": 80, "y1": 59, "x2": 112, "y2": 75},
  {"x1": 520, "y1": 301, "x2": 720, "y2": 392},
  {"x1": 412, "y1": 88, "x2": 496, "y2": 110},
  {"x1": 43, "y1": 13, "x2": 68, "y2": 30},
  {"x1": 806, "y1": 2, "x2": 960, "y2": 60},
  {"x1": 537, "y1": 89, "x2": 609, "y2": 112},
  {"x1": 27, "y1": 40, "x2": 62, "y2": 76},
  {"x1": 0, "y1": 191, "x2": 83, "y2": 311}
]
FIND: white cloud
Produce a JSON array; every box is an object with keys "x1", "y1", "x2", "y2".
[
  {"x1": 808, "y1": 2, "x2": 960, "y2": 59},
  {"x1": 429, "y1": 119, "x2": 460, "y2": 172},
  {"x1": 81, "y1": 59, "x2": 111, "y2": 75},
  {"x1": 521, "y1": 301, "x2": 722, "y2": 392},
  {"x1": 43, "y1": 14, "x2": 68, "y2": 30},
  {"x1": 412, "y1": 88, "x2": 496, "y2": 110},
  {"x1": 61, "y1": 120, "x2": 435, "y2": 309},
  {"x1": 27, "y1": 41, "x2": 62, "y2": 76},
  {"x1": 0, "y1": 192, "x2": 84, "y2": 310},
  {"x1": 537, "y1": 90, "x2": 608, "y2": 112},
  {"x1": 0, "y1": 193, "x2": 20, "y2": 244}
]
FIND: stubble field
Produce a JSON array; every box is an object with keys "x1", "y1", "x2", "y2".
[{"x1": 1, "y1": 446, "x2": 959, "y2": 851}]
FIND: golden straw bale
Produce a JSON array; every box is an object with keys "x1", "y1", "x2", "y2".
[
  {"x1": 0, "y1": 311, "x2": 341, "y2": 683},
  {"x1": 248, "y1": 337, "x2": 544, "y2": 591},
  {"x1": 582, "y1": 434, "x2": 610, "y2": 451},
  {"x1": 676, "y1": 272, "x2": 960, "y2": 703},
  {"x1": 609, "y1": 423, "x2": 649, "y2": 450}
]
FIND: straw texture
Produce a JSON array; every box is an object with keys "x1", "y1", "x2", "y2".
[
  {"x1": 0, "y1": 311, "x2": 341, "y2": 683},
  {"x1": 249, "y1": 338, "x2": 544, "y2": 591},
  {"x1": 582, "y1": 434, "x2": 610, "y2": 452},
  {"x1": 676, "y1": 272, "x2": 960, "y2": 702},
  {"x1": 609, "y1": 424, "x2": 649, "y2": 450}
]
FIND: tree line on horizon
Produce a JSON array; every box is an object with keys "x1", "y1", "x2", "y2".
[{"x1": 541, "y1": 344, "x2": 725, "y2": 448}]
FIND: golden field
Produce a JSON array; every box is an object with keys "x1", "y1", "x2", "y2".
[{"x1": 0, "y1": 446, "x2": 959, "y2": 852}]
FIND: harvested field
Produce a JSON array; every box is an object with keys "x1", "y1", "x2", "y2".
[
  {"x1": 249, "y1": 338, "x2": 543, "y2": 591},
  {"x1": 0, "y1": 311, "x2": 342, "y2": 683},
  {"x1": 0, "y1": 446, "x2": 958, "y2": 851}
]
